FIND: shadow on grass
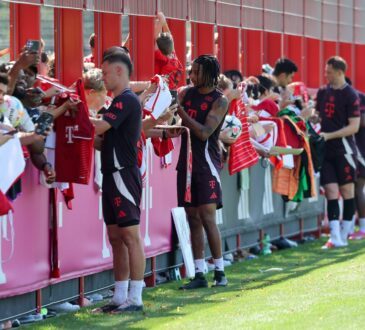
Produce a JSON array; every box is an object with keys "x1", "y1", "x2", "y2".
[{"x1": 30, "y1": 239, "x2": 365, "y2": 330}]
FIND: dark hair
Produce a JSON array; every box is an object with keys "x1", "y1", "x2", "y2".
[
  {"x1": 27, "y1": 65, "x2": 38, "y2": 76},
  {"x1": 0, "y1": 72, "x2": 9, "y2": 85},
  {"x1": 103, "y1": 50, "x2": 133, "y2": 77},
  {"x1": 257, "y1": 75, "x2": 274, "y2": 95},
  {"x1": 89, "y1": 33, "x2": 95, "y2": 49},
  {"x1": 193, "y1": 54, "x2": 220, "y2": 88},
  {"x1": 345, "y1": 76, "x2": 352, "y2": 86},
  {"x1": 41, "y1": 52, "x2": 49, "y2": 64},
  {"x1": 102, "y1": 46, "x2": 129, "y2": 59},
  {"x1": 273, "y1": 58, "x2": 298, "y2": 76},
  {"x1": 224, "y1": 70, "x2": 243, "y2": 85},
  {"x1": 327, "y1": 56, "x2": 347, "y2": 73},
  {"x1": 156, "y1": 32, "x2": 173, "y2": 56}
]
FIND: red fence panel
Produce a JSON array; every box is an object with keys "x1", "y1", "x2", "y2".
[
  {"x1": 355, "y1": 45, "x2": 365, "y2": 91},
  {"x1": 93, "y1": 12, "x2": 122, "y2": 67},
  {"x1": 9, "y1": 3, "x2": 41, "y2": 59},
  {"x1": 305, "y1": 37, "x2": 321, "y2": 88},
  {"x1": 191, "y1": 22, "x2": 215, "y2": 58},
  {"x1": 54, "y1": 8, "x2": 84, "y2": 85},
  {"x1": 242, "y1": 29, "x2": 263, "y2": 77},
  {"x1": 129, "y1": 15, "x2": 155, "y2": 81},
  {"x1": 264, "y1": 32, "x2": 283, "y2": 66},
  {"x1": 284, "y1": 34, "x2": 304, "y2": 81},
  {"x1": 339, "y1": 42, "x2": 354, "y2": 81},
  {"x1": 218, "y1": 26, "x2": 240, "y2": 72}
]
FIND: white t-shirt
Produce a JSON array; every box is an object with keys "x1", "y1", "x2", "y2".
[{"x1": 0, "y1": 95, "x2": 35, "y2": 132}]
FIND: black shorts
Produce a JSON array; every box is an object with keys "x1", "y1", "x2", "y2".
[
  {"x1": 356, "y1": 154, "x2": 365, "y2": 179},
  {"x1": 177, "y1": 171, "x2": 223, "y2": 209},
  {"x1": 320, "y1": 154, "x2": 357, "y2": 186},
  {"x1": 102, "y1": 167, "x2": 142, "y2": 227}
]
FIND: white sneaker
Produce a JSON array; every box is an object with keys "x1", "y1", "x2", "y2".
[{"x1": 51, "y1": 302, "x2": 80, "y2": 312}]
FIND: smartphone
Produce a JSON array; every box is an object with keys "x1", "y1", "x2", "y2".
[
  {"x1": 26, "y1": 40, "x2": 40, "y2": 53},
  {"x1": 170, "y1": 90, "x2": 177, "y2": 106},
  {"x1": 35, "y1": 112, "x2": 54, "y2": 136}
]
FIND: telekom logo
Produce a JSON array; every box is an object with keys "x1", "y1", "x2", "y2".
[{"x1": 65, "y1": 125, "x2": 79, "y2": 144}]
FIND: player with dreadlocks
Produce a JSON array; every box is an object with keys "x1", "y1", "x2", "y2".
[{"x1": 176, "y1": 55, "x2": 229, "y2": 289}]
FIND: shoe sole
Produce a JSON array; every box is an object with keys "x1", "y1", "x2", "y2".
[{"x1": 111, "y1": 306, "x2": 143, "y2": 313}]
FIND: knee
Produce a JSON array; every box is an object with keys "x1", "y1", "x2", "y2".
[
  {"x1": 122, "y1": 231, "x2": 142, "y2": 249},
  {"x1": 108, "y1": 235, "x2": 123, "y2": 247}
]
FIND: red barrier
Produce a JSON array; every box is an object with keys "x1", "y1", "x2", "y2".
[
  {"x1": 0, "y1": 139, "x2": 179, "y2": 298},
  {"x1": 284, "y1": 34, "x2": 304, "y2": 82},
  {"x1": 355, "y1": 45, "x2": 365, "y2": 91},
  {"x1": 94, "y1": 12, "x2": 122, "y2": 67},
  {"x1": 264, "y1": 32, "x2": 283, "y2": 66},
  {"x1": 305, "y1": 37, "x2": 321, "y2": 88},
  {"x1": 129, "y1": 15, "x2": 155, "y2": 81},
  {"x1": 218, "y1": 26, "x2": 240, "y2": 72},
  {"x1": 54, "y1": 8, "x2": 83, "y2": 85},
  {"x1": 9, "y1": 3, "x2": 40, "y2": 59},
  {"x1": 191, "y1": 22, "x2": 215, "y2": 58},
  {"x1": 339, "y1": 42, "x2": 354, "y2": 82},
  {"x1": 241, "y1": 29, "x2": 263, "y2": 77}
]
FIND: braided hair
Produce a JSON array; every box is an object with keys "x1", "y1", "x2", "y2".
[{"x1": 193, "y1": 54, "x2": 220, "y2": 88}]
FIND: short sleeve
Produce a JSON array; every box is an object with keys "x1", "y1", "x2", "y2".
[
  {"x1": 103, "y1": 94, "x2": 135, "y2": 129},
  {"x1": 347, "y1": 90, "x2": 360, "y2": 118}
]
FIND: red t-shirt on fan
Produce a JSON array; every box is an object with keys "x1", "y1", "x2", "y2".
[
  {"x1": 155, "y1": 49, "x2": 183, "y2": 90},
  {"x1": 55, "y1": 79, "x2": 95, "y2": 184}
]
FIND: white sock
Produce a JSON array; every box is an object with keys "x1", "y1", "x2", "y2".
[
  {"x1": 128, "y1": 280, "x2": 144, "y2": 306},
  {"x1": 213, "y1": 257, "x2": 224, "y2": 271},
  {"x1": 360, "y1": 218, "x2": 365, "y2": 232},
  {"x1": 341, "y1": 221, "x2": 352, "y2": 245},
  {"x1": 350, "y1": 215, "x2": 356, "y2": 235},
  {"x1": 111, "y1": 280, "x2": 128, "y2": 305},
  {"x1": 329, "y1": 220, "x2": 344, "y2": 246},
  {"x1": 194, "y1": 259, "x2": 205, "y2": 274}
]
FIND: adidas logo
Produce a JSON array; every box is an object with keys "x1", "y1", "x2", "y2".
[{"x1": 210, "y1": 192, "x2": 218, "y2": 199}]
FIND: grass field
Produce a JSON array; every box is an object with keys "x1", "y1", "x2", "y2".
[{"x1": 29, "y1": 239, "x2": 365, "y2": 330}]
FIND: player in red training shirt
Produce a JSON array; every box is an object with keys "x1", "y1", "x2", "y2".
[
  {"x1": 177, "y1": 55, "x2": 229, "y2": 289},
  {"x1": 316, "y1": 56, "x2": 360, "y2": 249},
  {"x1": 154, "y1": 12, "x2": 183, "y2": 92}
]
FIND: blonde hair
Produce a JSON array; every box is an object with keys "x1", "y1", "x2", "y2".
[{"x1": 83, "y1": 68, "x2": 105, "y2": 92}]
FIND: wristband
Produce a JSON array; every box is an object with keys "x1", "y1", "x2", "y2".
[{"x1": 162, "y1": 129, "x2": 168, "y2": 140}]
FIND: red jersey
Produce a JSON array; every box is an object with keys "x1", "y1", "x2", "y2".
[
  {"x1": 155, "y1": 49, "x2": 183, "y2": 90},
  {"x1": 55, "y1": 79, "x2": 95, "y2": 184}
]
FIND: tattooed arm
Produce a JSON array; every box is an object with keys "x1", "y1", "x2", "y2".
[{"x1": 177, "y1": 95, "x2": 228, "y2": 141}]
